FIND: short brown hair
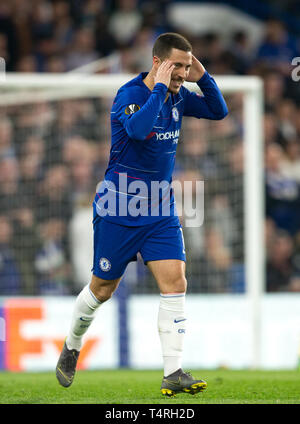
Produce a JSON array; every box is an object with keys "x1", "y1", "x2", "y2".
[{"x1": 152, "y1": 32, "x2": 192, "y2": 60}]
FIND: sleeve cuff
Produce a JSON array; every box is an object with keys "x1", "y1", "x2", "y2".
[{"x1": 154, "y1": 82, "x2": 168, "y2": 91}]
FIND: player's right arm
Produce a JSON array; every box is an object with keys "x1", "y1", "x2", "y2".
[{"x1": 113, "y1": 62, "x2": 174, "y2": 141}]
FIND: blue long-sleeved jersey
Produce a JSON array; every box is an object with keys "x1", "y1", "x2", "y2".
[{"x1": 95, "y1": 70, "x2": 228, "y2": 226}]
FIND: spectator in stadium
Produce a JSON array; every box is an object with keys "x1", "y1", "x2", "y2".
[
  {"x1": 179, "y1": 118, "x2": 229, "y2": 184},
  {"x1": 35, "y1": 164, "x2": 72, "y2": 226},
  {"x1": 93, "y1": 140, "x2": 111, "y2": 178},
  {"x1": 62, "y1": 136, "x2": 94, "y2": 169},
  {"x1": 80, "y1": 0, "x2": 104, "y2": 30},
  {"x1": 288, "y1": 276, "x2": 300, "y2": 292},
  {"x1": 265, "y1": 217, "x2": 277, "y2": 256},
  {"x1": 107, "y1": 43, "x2": 140, "y2": 74},
  {"x1": 69, "y1": 194, "x2": 94, "y2": 291},
  {"x1": 198, "y1": 227, "x2": 233, "y2": 293},
  {"x1": 263, "y1": 70, "x2": 286, "y2": 112},
  {"x1": 222, "y1": 141, "x2": 244, "y2": 263},
  {"x1": 51, "y1": 0, "x2": 74, "y2": 56},
  {"x1": 131, "y1": 26, "x2": 157, "y2": 72},
  {"x1": 255, "y1": 18, "x2": 299, "y2": 76},
  {"x1": 266, "y1": 230, "x2": 296, "y2": 292},
  {"x1": 34, "y1": 36, "x2": 61, "y2": 73},
  {"x1": 68, "y1": 152, "x2": 96, "y2": 206},
  {"x1": 172, "y1": 168, "x2": 205, "y2": 289},
  {"x1": 65, "y1": 27, "x2": 99, "y2": 71},
  {"x1": 280, "y1": 139, "x2": 300, "y2": 183},
  {"x1": 34, "y1": 217, "x2": 72, "y2": 295},
  {"x1": 276, "y1": 98, "x2": 298, "y2": 146},
  {"x1": 199, "y1": 33, "x2": 223, "y2": 70},
  {"x1": 15, "y1": 55, "x2": 38, "y2": 72},
  {"x1": 0, "y1": 157, "x2": 21, "y2": 216},
  {"x1": 264, "y1": 112, "x2": 280, "y2": 146},
  {"x1": 74, "y1": 99, "x2": 101, "y2": 141},
  {"x1": 0, "y1": 215, "x2": 22, "y2": 295},
  {"x1": 0, "y1": 117, "x2": 15, "y2": 160},
  {"x1": 108, "y1": 0, "x2": 143, "y2": 46},
  {"x1": 14, "y1": 102, "x2": 54, "y2": 152},
  {"x1": 265, "y1": 143, "x2": 300, "y2": 236},
  {"x1": 44, "y1": 55, "x2": 66, "y2": 72},
  {"x1": 54, "y1": 99, "x2": 101, "y2": 146},
  {"x1": 12, "y1": 206, "x2": 41, "y2": 294},
  {"x1": 19, "y1": 153, "x2": 43, "y2": 199},
  {"x1": 95, "y1": 8, "x2": 117, "y2": 57},
  {"x1": 180, "y1": 118, "x2": 209, "y2": 165},
  {"x1": 229, "y1": 30, "x2": 254, "y2": 75},
  {"x1": 0, "y1": 33, "x2": 9, "y2": 69},
  {"x1": 0, "y1": 3, "x2": 18, "y2": 71},
  {"x1": 21, "y1": 134, "x2": 46, "y2": 160},
  {"x1": 30, "y1": 1, "x2": 54, "y2": 43},
  {"x1": 18, "y1": 134, "x2": 46, "y2": 208},
  {"x1": 53, "y1": 101, "x2": 83, "y2": 149}
]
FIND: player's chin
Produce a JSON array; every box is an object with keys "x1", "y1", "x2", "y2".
[{"x1": 168, "y1": 84, "x2": 182, "y2": 94}]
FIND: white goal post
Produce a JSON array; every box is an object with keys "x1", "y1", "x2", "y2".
[{"x1": 0, "y1": 73, "x2": 264, "y2": 368}]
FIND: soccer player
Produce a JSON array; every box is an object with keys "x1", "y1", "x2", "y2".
[{"x1": 56, "y1": 32, "x2": 228, "y2": 396}]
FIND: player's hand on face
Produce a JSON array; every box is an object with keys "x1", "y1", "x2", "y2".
[
  {"x1": 186, "y1": 55, "x2": 206, "y2": 82},
  {"x1": 154, "y1": 60, "x2": 175, "y2": 88}
]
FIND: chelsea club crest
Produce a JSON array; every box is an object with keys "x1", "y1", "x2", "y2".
[
  {"x1": 99, "y1": 257, "x2": 111, "y2": 272},
  {"x1": 172, "y1": 107, "x2": 179, "y2": 122}
]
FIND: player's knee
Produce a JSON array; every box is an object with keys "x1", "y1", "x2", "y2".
[
  {"x1": 162, "y1": 276, "x2": 187, "y2": 294},
  {"x1": 175, "y1": 276, "x2": 187, "y2": 293},
  {"x1": 90, "y1": 276, "x2": 120, "y2": 302},
  {"x1": 98, "y1": 292, "x2": 113, "y2": 303},
  {"x1": 91, "y1": 286, "x2": 114, "y2": 303}
]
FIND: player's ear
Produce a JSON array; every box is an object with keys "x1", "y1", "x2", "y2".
[{"x1": 152, "y1": 56, "x2": 161, "y2": 69}]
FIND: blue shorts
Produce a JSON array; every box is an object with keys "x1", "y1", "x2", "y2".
[{"x1": 92, "y1": 211, "x2": 186, "y2": 280}]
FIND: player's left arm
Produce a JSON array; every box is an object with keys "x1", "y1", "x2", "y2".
[{"x1": 183, "y1": 55, "x2": 228, "y2": 120}]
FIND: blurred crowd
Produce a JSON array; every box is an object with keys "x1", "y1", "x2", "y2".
[{"x1": 0, "y1": 0, "x2": 300, "y2": 295}]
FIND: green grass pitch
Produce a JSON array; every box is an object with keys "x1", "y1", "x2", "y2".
[{"x1": 0, "y1": 369, "x2": 299, "y2": 404}]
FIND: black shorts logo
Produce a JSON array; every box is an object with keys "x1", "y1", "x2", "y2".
[{"x1": 124, "y1": 104, "x2": 140, "y2": 115}]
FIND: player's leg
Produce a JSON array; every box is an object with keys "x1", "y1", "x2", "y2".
[
  {"x1": 147, "y1": 258, "x2": 187, "y2": 294},
  {"x1": 56, "y1": 274, "x2": 122, "y2": 387},
  {"x1": 148, "y1": 259, "x2": 207, "y2": 396},
  {"x1": 141, "y1": 219, "x2": 207, "y2": 396},
  {"x1": 147, "y1": 259, "x2": 187, "y2": 377},
  {"x1": 141, "y1": 220, "x2": 187, "y2": 379},
  {"x1": 56, "y1": 214, "x2": 140, "y2": 388},
  {"x1": 65, "y1": 273, "x2": 121, "y2": 353},
  {"x1": 66, "y1": 274, "x2": 122, "y2": 352}
]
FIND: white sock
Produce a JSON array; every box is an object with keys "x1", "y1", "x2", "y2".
[
  {"x1": 66, "y1": 284, "x2": 102, "y2": 351},
  {"x1": 158, "y1": 293, "x2": 186, "y2": 377}
]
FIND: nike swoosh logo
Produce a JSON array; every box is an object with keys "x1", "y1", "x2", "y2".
[
  {"x1": 174, "y1": 318, "x2": 187, "y2": 324},
  {"x1": 79, "y1": 317, "x2": 92, "y2": 322}
]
